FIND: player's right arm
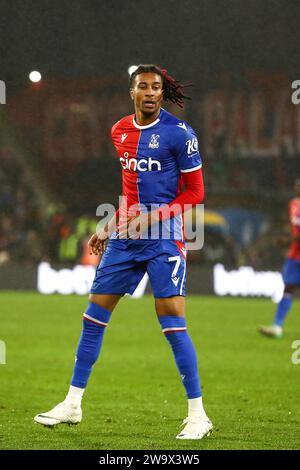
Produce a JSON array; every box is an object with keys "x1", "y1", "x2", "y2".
[
  {"x1": 88, "y1": 210, "x2": 119, "y2": 256},
  {"x1": 89, "y1": 120, "x2": 123, "y2": 255},
  {"x1": 89, "y1": 118, "x2": 131, "y2": 252}
]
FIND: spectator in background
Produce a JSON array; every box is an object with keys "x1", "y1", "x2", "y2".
[{"x1": 0, "y1": 149, "x2": 46, "y2": 265}]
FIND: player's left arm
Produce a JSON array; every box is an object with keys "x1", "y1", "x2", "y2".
[
  {"x1": 154, "y1": 168, "x2": 204, "y2": 222},
  {"x1": 156, "y1": 125, "x2": 204, "y2": 222}
]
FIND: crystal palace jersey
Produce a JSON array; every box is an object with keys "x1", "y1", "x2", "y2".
[
  {"x1": 111, "y1": 108, "x2": 202, "y2": 240},
  {"x1": 288, "y1": 197, "x2": 300, "y2": 260}
]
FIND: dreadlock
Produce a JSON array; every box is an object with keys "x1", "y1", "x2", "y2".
[{"x1": 129, "y1": 64, "x2": 191, "y2": 109}]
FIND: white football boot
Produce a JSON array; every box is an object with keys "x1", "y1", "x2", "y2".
[
  {"x1": 34, "y1": 400, "x2": 82, "y2": 427},
  {"x1": 176, "y1": 416, "x2": 213, "y2": 440},
  {"x1": 258, "y1": 325, "x2": 283, "y2": 338}
]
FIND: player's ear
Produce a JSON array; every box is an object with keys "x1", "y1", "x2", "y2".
[{"x1": 129, "y1": 88, "x2": 134, "y2": 101}]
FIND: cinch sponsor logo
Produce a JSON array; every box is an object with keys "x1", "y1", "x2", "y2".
[{"x1": 120, "y1": 156, "x2": 161, "y2": 172}]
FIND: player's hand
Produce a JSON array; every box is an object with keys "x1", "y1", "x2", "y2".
[
  {"x1": 88, "y1": 231, "x2": 109, "y2": 256},
  {"x1": 117, "y1": 215, "x2": 141, "y2": 239},
  {"x1": 117, "y1": 211, "x2": 159, "y2": 239}
]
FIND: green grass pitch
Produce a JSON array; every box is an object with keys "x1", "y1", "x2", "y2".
[{"x1": 0, "y1": 292, "x2": 299, "y2": 450}]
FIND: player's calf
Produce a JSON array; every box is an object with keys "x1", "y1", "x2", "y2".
[
  {"x1": 158, "y1": 315, "x2": 212, "y2": 438},
  {"x1": 34, "y1": 302, "x2": 112, "y2": 427},
  {"x1": 71, "y1": 302, "x2": 112, "y2": 388}
]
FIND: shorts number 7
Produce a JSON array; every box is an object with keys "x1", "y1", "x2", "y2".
[{"x1": 168, "y1": 256, "x2": 181, "y2": 286}]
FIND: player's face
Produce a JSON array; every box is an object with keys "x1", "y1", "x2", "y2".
[
  {"x1": 130, "y1": 73, "x2": 163, "y2": 117},
  {"x1": 295, "y1": 179, "x2": 300, "y2": 197}
]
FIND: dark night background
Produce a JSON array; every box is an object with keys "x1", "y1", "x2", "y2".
[
  {"x1": 1, "y1": 0, "x2": 300, "y2": 92},
  {"x1": 0, "y1": 0, "x2": 300, "y2": 269}
]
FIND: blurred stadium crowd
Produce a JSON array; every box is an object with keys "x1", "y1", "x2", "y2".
[{"x1": 0, "y1": 71, "x2": 297, "y2": 269}]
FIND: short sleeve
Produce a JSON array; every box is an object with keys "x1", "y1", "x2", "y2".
[{"x1": 173, "y1": 125, "x2": 202, "y2": 173}]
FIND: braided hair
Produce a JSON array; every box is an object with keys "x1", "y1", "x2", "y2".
[{"x1": 129, "y1": 64, "x2": 191, "y2": 109}]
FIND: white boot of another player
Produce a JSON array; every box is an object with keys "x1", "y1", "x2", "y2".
[{"x1": 259, "y1": 324, "x2": 283, "y2": 338}]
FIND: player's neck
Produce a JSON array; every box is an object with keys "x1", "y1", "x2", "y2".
[{"x1": 134, "y1": 108, "x2": 161, "y2": 127}]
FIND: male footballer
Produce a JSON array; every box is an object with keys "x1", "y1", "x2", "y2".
[{"x1": 34, "y1": 64, "x2": 212, "y2": 440}]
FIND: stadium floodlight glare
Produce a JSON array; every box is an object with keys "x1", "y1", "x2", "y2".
[
  {"x1": 128, "y1": 65, "x2": 138, "y2": 76},
  {"x1": 29, "y1": 71, "x2": 42, "y2": 83}
]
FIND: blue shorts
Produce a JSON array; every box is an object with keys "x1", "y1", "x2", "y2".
[
  {"x1": 90, "y1": 239, "x2": 187, "y2": 298},
  {"x1": 282, "y1": 258, "x2": 300, "y2": 285}
]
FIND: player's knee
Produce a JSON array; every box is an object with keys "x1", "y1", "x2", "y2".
[
  {"x1": 89, "y1": 293, "x2": 122, "y2": 312},
  {"x1": 155, "y1": 296, "x2": 185, "y2": 317}
]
